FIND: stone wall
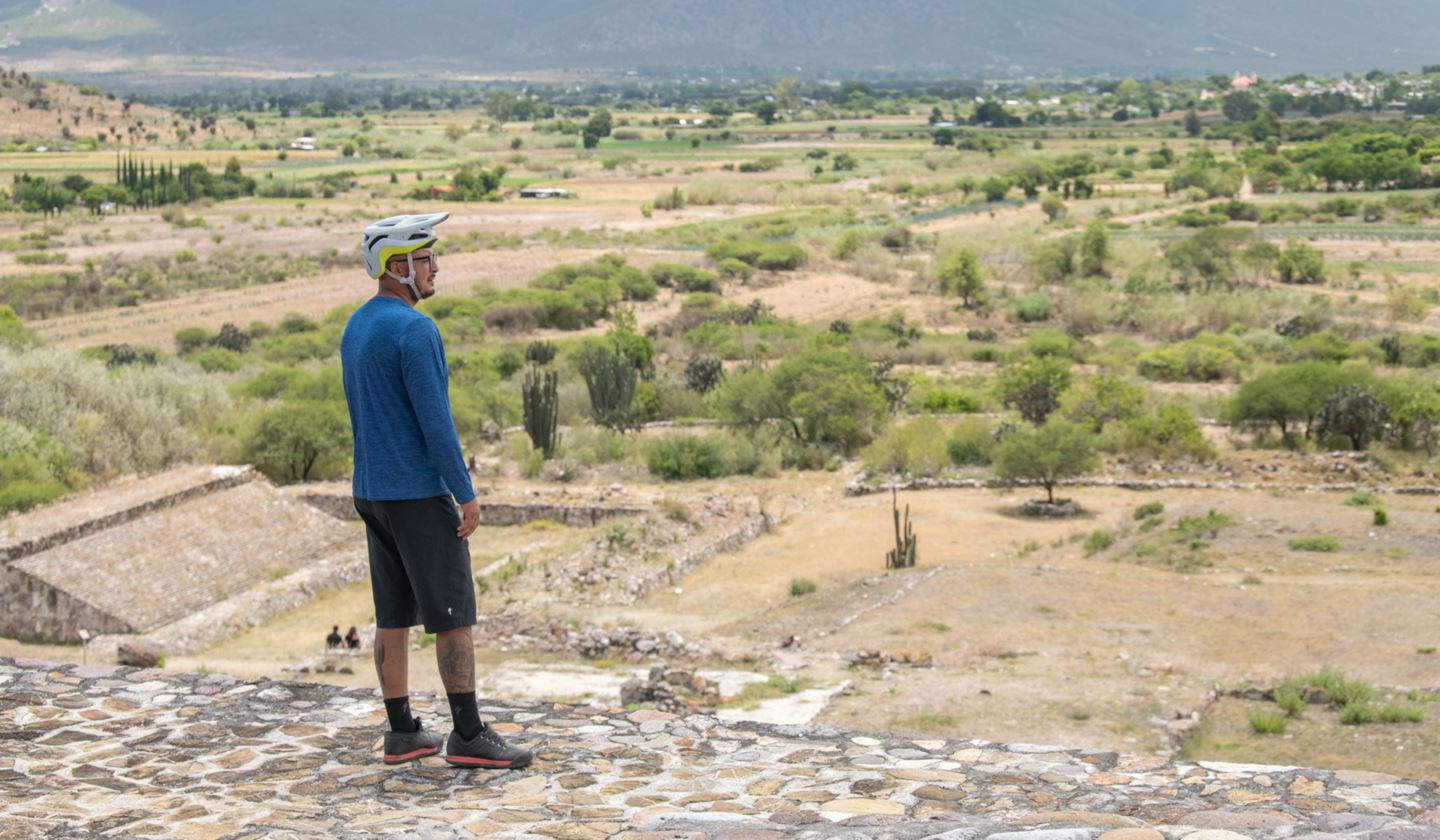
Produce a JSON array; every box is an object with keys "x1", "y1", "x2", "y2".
[
  {"x1": 297, "y1": 490, "x2": 645, "y2": 528},
  {"x1": 0, "y1": 565, "x2": 132, "y2": 641}
]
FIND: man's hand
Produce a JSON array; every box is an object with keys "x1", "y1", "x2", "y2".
[{"x1": 456, "y1": 498, "x2": 480, "y2": 539}]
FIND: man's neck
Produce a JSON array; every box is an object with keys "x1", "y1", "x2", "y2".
[{"x1": 376, "y1": 285, "x2": 416, "y2": 306}]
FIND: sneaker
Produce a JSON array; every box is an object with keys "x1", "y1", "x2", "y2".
[
  {"x1": 445, "y1": 723, "x2": 533, "y2": 769},
  {"x1": 382, "y1": 717, "x2": 443, "y2": 764}
]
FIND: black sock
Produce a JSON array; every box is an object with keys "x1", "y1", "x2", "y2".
[
  {"x1": 448, "y1": 691, "x2": 483, "y2": 740},
  {"x1": 384, "y1": 697, "x2": 417, "y2": 733}
]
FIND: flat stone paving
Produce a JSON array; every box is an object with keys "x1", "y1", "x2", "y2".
[{"x1": 1, "y1": 658, "x2": 1437, "y2": 840}]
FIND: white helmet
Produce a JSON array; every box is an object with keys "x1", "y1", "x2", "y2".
[{"x1": 361, "y1": 212, "x2": 449, "y2": 298}]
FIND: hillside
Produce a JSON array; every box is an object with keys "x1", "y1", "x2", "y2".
[
  {"x1": 0, "y1": 0, "x2": 1438, "y2": 79},
  {"x1": 0, "y1": 64, "x2": 190, "y2": 144}
]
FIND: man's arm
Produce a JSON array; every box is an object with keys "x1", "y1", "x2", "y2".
[{"x1": 400, "y1": 320, "x2": 478, "y2": 517}]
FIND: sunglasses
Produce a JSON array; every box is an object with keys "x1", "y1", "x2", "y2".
[{"x1": 395, "y1": 252, "x2": 436, "y2": 269}]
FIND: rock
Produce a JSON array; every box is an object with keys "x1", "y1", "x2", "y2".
[{"x1": 116, "y1": 640, "x2": 164, "y2": 668}]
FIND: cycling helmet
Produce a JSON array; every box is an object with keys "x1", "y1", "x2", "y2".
[{"x1": 361, "y1": 212, "x2": 449, "y2": 300}]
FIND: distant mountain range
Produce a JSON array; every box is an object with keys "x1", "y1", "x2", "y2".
[{"x1": 2, "y1": 0, "x2": 1439, "y2": 81}]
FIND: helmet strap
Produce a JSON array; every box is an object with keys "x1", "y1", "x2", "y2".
[{"x1": 383, "y1": 253, "x2": 421, "y2": 303}]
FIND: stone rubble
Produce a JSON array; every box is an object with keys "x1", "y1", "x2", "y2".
[
  {"x1": 2, "y1": 657, "x2": 1438, "y2": 839},
  {"x1": 620, "y1": 665, "x2": 721, "y2": 715},
  {"x1": 473, "y1": 610, "x2": 714, "y2": 662}
]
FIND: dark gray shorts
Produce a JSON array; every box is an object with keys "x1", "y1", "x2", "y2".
[{"x1": 354, "y1": 495, "x2": 476, "y2": 633}]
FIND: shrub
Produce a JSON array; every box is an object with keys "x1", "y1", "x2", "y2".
[
  {"x1": 1137, "y1": 334, "x2": 1244, "y2": 382},
  {"x1": 789, "y1": 577, "x2": 818, "y2": 597},
  {"x1": 192, "y1": 346, "x2": 243, "y2": 373},
  {"x1": 1290, "y1": 538, "x2": 1342, "y2": 553},
  {"x1": 174, "y1": 326, "x2": 212, "y2": 355},
  {"x1": 1378, "y1": 704, "x2": 1425, "y2": 723},
  {"x1": 996, "y1": 356, "x2": 1073, "y2": 424},
  {"x1": 1010, "y1": 294, "x2": 1053, "y2": 323},
  {"x1": 0, "y1": 452, "x2": 69, "y2": 515},
  {"x1": 1277, "y1": 238, "x2": 1326, "y2": 285},
  {"x1": 1249, "y1": 709, "x2": 1288, "y2": 734},
  {"x1": 1373, "y1": 509, "x2": 1389, "y2": 526},
  {"x1": 646, "y1": 434, "x2": 729, "y2": 480},
  {"x1": 947, "y1": 417, "x2": 993, "y2": 466},
  {"x1": 862, "y1": 417, "x2": 950, "y2": 477},
  {"x1": 1344, "y1": 491, "x2": 1380, "y2": 507},
  {"x1": 1134, "y1": 501, "x2": 1165, "y2": 519},
  {"x1": 754, "y1": 243, "x2": 808, "y2": 272},
  {"x1": 1275, "y1": 678, "x2": 1307, "y2": 717},
  {"x1": 831, "y1": 230, "x2": 864, "y2": 261},
  {"x1": 715, "y1": 258, "x2": 754, "y2": 281},
  {"x1": 918, "y1": 388, "x2": 981, "y2": 414},
  {"x1": 1083, "y1": 529, "x2": 1115, "y2": 556},
  {"x1": 1339, "y1": 703, "x2": 1375, "y2": 725}
]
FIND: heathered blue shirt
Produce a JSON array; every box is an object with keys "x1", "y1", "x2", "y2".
[{"x1": 340, "y1": 296, "x2": 476, "y2": 504}]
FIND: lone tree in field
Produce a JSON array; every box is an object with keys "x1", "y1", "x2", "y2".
[
  {"x1": 937, "y1": 248, "x2": 985, "y2": 308},
  {"x1": 993, "y1": 416, "x2": 1099, "y2": 505}
]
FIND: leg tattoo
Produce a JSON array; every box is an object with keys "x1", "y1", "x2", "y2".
[{"x1": 435, "y1": 627, "x2": 475, "y2": 694}]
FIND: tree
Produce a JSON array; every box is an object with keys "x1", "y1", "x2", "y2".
[
  {"x1": 1040, "y1": 194, "x2": 1067, "y2": 223},
  {"x1": 1184, "y1": 109, "x2": 1203, "y2": 137},
  {"x1": 1061, "y1": 374, "x2": 1146, "y2": 432},
  {"x1": 0, "y1": 305, "x2": 36, "y2": 349},
  {"x1": 1224, "y1": 362, "x2": 1370, "y2": 442},
  {"x1": 937, "y1": 248, "x2": 984, "y2": 308},
  {"x1": 1313, "y1": 385, "x2": 1389, "y2": 450},
  {"x1": 1079, "y1": 221, "x2": 1110, "y2": 277},
  {"x1": 1276, "y1": 238, "x2": 1325, "y2": 284},
  {"x1": 683, "y1": 355, "x2": 725, "y2": 394},
  {"x1": 244, "y1": 402, "x2": 351, "y2": 483},
  {"x1": 1222, "y1": 91, "x2": 1259, "y2": 123},
  {"x1": 754, "y1": 101, "x2": 779, "y2": 125},
  {"x1": 980, "y1": 176, "x2": 1009, "y2": 202},
  {"x1": 996, "y1": 356, "x2": 1073, "y2": 424},
  {"x1": 713, "y1": 349, "x2": 887, "y2": 452},
  {"x1": 993, "y1": 417, "x2": 1099, "y2": 504}
]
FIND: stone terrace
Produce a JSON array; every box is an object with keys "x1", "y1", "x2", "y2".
[{"x1": 1, "y1": 659, "x2": 1437, "y2": 839}]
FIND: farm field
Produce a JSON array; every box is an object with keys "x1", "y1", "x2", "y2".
[{"x1": 4, "y1": 66, "x2": 1440, "y2": 781}]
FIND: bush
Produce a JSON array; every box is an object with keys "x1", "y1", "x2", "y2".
[
  {"x1": 1277, "y1": 238, "x2": 1326, "y2": 285},
  {"x1": 1083, "y1": 529, "x2": 1115, "y2": 556},
  {"x1": 1339, "y1": 703, "x2": 1375, "y2": 725},
  {"x1": 0, "y1": 452, "x2": 69, "y2": 515},
  {"x1": 754, "y1": 243, "x2": 809, "y2": 272},
  {"x1": 715, "y1": 258, "x2": 754, "y2": 281},
  {"x1": 1134, "y1": 501, "x2": 1165, "y2": 520},
  {"x1": 1010, "y1": 294, "x2": 1053, "y2": 323},
  {"x1": 1137, "y1": 334, "x2": 1244, "y2": 382},
  {"x1": 174, "y1": 326, "x2": 212, "y2": 355},
  {"x1": 789, "y1": 577, "x2": 818, "y2": 597},
  {"x1": 1275, "y1": 679, "x2": 1307, "y2": 717},
  {"x1": 918, "y1": 388, "x2": 981, "y2": 414},
  {"x1": 1373, "y1": 509, "x2": 1389, "y2": 526},
  {"x1": 1378, "y1": 703, "x2": 1425, "y2": 723},
  {"x1": 947, "y1": 417, "x2": 993, "y2": 465},
  {"x1": 862, "y1": 417, "x2": 950, "y2": 477},
  {"x1": 1288, "y1": 536, "x2": 1340, "y2": 552},
  {"x1": 192, "y1": 346, "x2": 243, "y2": 373},
  {"x1": 646, "y1": 434, "x2": 729, "y2": 480}
]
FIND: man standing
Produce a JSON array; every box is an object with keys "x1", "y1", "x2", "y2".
[{"x1": 341, "y1": 212, "x2": 532, "y2": 769}]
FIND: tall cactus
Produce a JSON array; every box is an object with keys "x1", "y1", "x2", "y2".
[
  {"x1": 526, "y1": 339, "x2": 557, "y2": 366},
  {"x1": 578, "y1": 342, "x2": 636, "y2": 431},
  {"x1": 885, "y1": 488, "x2": 917, "y2": 570},
  {"x1": 522, "y1": 366, "x2": 559, "y2": 457}
]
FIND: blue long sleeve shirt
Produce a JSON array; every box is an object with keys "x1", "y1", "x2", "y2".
[{"x1": 340, "y1": 296, "x2": 476, "y2": 504}]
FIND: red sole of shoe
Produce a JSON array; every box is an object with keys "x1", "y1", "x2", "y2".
[
  {"x1": 383, "y1": 747, "x2": 439, "y2": 764},
  {"x1": 444, "y1": 755, "x2": 531, "y2": 769}
]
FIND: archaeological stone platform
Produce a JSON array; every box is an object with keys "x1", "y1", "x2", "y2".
[
  {"x1": 0, "y1": 465, "x2": 366, "y2": 646},
  {"x1": 0, "y1": 658, "x2": 1436, "y2": 839}
]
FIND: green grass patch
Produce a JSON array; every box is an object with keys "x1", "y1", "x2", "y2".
[
  {"x1": 1248, "y1": 709, "x2": 1288, "y2": 735},
  {"x1": 1339, "y1": 703, "x2": 1376, "y2": 725},
  {"x1": 1288, "y1": 536, "x2": 1340, "y2": 552},
  {"x1": 1134, "y1": 501, "x2": 1165, "y2": 519},
  {"x1": 726, "y1": 675, "x2": 814, "y2": 708},
  {"x1": 1378, "y1": 703, "x2": 1425, "y2": 724},
  {"x1": 788, "y1": 577, "x2": 818, "y2": 597},
  {"x1": 1344, "y1": 491, "x2": 1381, "y2": 507},
  {"x1": 1083, "y1": 529, "x2": 1116, "y2": 557}
]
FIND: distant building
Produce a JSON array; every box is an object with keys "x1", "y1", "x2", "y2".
[
  {"x1": 289, "y1": 136, "x2": 316, "y2": 151},
  {"x1": 519, "y1": 186, "x2": 570, "y2": 199},
  {"x1": 427, "y1": 184, "x2": 454, "y2": 200},
  {"x1": 1230, "y1": 73, "x2": 1259, "y2": 92}
]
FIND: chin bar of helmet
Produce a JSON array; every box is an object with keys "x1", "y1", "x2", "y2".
[{"x1": 384, "y1": 253, "x2": 422, "y2": 303}]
